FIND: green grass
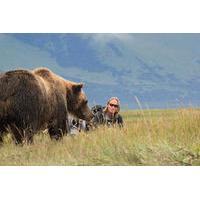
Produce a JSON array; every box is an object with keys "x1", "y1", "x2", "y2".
[{"x1": 1, "y1": 108, "x2": 200, "y2": 165}]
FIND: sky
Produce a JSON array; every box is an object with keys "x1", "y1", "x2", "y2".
[{"x1": 1, "y1": 33, "x2": 200, "y2": 108}]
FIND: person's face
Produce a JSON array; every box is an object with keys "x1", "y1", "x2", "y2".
[{"x1": 107, "y1": 99, "x2": 119, "y2": 115}]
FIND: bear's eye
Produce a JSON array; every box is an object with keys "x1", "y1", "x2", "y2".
[{"x1": 85, "y1": 100, "x2": 88, "y2": 104}]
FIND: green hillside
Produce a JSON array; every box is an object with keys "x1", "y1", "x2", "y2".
[{"x1": 1, "y1": 33, "x2": 200, "y2": 108}]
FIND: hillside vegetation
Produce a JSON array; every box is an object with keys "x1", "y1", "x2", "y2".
[{"x1": 0, "y1": 108, "x2": 200, "y2": 165}]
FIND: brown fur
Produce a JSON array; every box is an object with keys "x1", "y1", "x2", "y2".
[{"x1": 0, "y1": 67, "x2": 93, "y2": 144}]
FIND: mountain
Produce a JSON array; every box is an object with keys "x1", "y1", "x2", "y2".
[{"x1": 1, "y1": 33, "x2": 200, "y2": 109}]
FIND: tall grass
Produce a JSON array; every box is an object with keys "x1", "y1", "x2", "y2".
[{"x1": 0, "y1": 108, "x2": 200, "y2": 165}]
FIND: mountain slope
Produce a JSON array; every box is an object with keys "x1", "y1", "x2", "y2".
[{"x1": 1, "y1": 33, "x2": 200, "y2": 108}]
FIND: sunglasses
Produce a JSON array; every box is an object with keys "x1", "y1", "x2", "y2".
[{"x1": 109, "y1": 103, "x2": 119, "y2": 108}]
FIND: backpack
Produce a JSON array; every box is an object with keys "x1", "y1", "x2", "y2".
[{"x1": 91, "y1": 105, "x2": 105, "y2": 115}]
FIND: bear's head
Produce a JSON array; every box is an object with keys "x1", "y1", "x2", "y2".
[{"x1": 66, "y1": 82, "x2": 93, "y2": 122}]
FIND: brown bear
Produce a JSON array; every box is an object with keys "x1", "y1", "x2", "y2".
[{"x1": 0, "y1": 67, "x2": 93, "y2": 144}]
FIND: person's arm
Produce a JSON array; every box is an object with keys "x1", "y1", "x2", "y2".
[
  {"x1": 117, "y1": 114, "x2": 123, "y2": 127},
  {"x1": 91, "y1": 112, "x2": 104, "y2": 128}
]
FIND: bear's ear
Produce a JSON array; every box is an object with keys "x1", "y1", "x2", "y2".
[{"x1": 72, "y1": 83, "x2": 84, "y2": 93}]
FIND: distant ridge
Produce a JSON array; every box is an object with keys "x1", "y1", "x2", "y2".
[{"x1": 1, "y1": 33, "x2": 200, "y2": 108}]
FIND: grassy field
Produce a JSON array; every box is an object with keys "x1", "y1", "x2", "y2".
[{"x1": 0, "y1": 108, "x2": 200, "y2": 165}]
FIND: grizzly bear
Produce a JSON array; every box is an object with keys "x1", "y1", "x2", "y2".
[{"x1": 0, "y1": 67, "x2": 93, "y2": 144}]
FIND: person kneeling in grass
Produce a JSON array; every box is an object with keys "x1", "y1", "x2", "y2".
[{"x1": 92, "y1": 97, "x2": 123, "y2": 128}]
